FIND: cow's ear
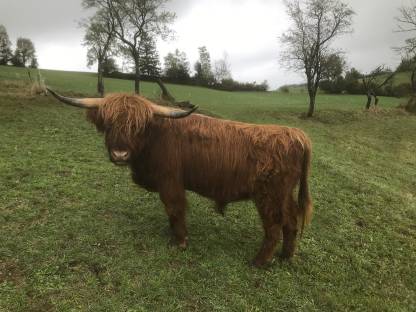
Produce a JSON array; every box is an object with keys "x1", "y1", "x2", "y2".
[{"x1": 86, "y1": 108, "x2": 106, "y2": 132}]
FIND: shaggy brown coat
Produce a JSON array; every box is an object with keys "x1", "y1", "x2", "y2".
[{"x1": 86, "y1": 93, "x2": 313, "y2": 266}]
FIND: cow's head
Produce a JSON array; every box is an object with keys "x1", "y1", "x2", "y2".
[{"x1": 47, "y1": 89, "x2": 197, "y2": 166}]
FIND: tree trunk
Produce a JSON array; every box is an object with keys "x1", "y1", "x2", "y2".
[
  {"x1": 365, "y1": 92, "x2": 372, "y2": 110},
  {"x1": 307, "y1": 89, "x2": 316, "y2": 117},
  {"x1": 27, "y1": 69, "x2": 33, "y2": 83},
  {"x1": 134, "y1": 54, "x2": 141, "y2": 94},
  {"x1": 411, "y1": 68, "x2": 416, "y2": 93},
  {"x1": 97, "y1": 62, "x2": 104, "y2": 97},
  {"x1": 156, "y1": 78, "x2": 176, "y2": 102}
]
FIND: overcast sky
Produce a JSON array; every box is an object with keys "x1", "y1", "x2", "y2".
[{"x1": 0, "y1": 0, "x2": 411, "y2": 89}]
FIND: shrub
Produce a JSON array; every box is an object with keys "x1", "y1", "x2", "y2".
[
  {"x1": 344, "y1": 80, "x2": 363, "y2": 95},
  {"x1": 279, "y1": 86, "x2": 290, "y2": 93},
  {"x1": 378, "y1": 83, "x2": 412, "y2": 98},
  {"x1": 392, "y1": 83, "x2": 413, "y2": 97},
  {"x1": 211, "y1": 79, "x2": 268, "y2": 92},
  {"x1": 320, "y1": 77, "x2": 345, "y2": 94}
]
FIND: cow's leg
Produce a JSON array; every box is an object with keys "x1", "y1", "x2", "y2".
[
  {"x1": 159, "y1": 185, "x2": 188, "y2": 249},
  {"x1": 215, "y1": 200, "x2": 227, "y2": 216},
  {"x1": 252, "y1": 195, "x2": 284, "y2": 267},
  {"x1": 253, "y1": 217, "x2": 282, "y2": 267},
  {"x1": 281, "y1": 197, "x2": 298, "y2": 260}
]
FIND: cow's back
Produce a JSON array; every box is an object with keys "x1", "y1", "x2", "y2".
[{"x1": 140, "y1": 114, "x2": 308, "y2": 203}]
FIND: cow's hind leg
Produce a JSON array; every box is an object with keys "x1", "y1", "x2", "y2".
[
  {"x1": 281, "y1": 197, "x2": 298, "y2": 260},
  {"x1": 159, "y1": 184, "x2": 188, "y2": 249},
  {"x1": 252, "y1": 195, "x2": 284, "y2": 267}
]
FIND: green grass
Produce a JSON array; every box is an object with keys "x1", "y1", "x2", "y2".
[{"x1": 0, "y1": 66, "x2": 415, "y2": 311}]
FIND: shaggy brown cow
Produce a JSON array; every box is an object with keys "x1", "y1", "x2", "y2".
[{"x1": 47, "y1": 89, "x2": 313, "y2": 267}]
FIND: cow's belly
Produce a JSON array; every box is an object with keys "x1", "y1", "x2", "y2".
[
  {"x1": 186, "y1": 184, "x2": 251, "y2": 203},
  {"x1": 184, "y1": 168, "x2": 253, "y2": 203}
]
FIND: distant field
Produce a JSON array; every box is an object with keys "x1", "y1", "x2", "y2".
[
  {"x1": 280, "y1": 71, "x2": 413, "y2": 95},
  {"x1": 0, "y1": 66, "x2": 415, "y2": 311},
  {"x1": 0, "y1": 65, "x2": 403, "y2": 119},
  {"x1": 390, "y1": 71, "x2": 412, "y2": 85}
]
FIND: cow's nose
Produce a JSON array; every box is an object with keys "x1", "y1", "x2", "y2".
[{"x1": 111, "y1": 150, "x2": 130, "y2": 161}]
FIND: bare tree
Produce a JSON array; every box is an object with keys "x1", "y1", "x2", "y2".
[
  {"x1": 396, "y1": 1, "x2": 416, "y2": 36},
  {"x1": 395, "y1": 1, "x2": 416, "y2": 92},
  {"x1": 280, "y1": 0, "x2": 354, "y2": 117},
  {"x1": 82, "y1": 10, "x2": 116, "y2": 96},
  {"x1": 83, "y1": 0, "x2": 175, "y2": 94},
  {"x1": 362, "y1": 66, "x2": 395, "y2": 109},
  {"x1": 213, "y1": 52, "x2": 232, "y2": 83}
]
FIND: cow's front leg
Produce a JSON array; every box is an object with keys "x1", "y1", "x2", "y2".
[{"x1": 159, "y1": 185, "x2": 188, "y2": 249}]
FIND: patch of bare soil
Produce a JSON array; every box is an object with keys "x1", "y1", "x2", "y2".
[{"x1": 0, "y1": 260, "x2": 25, "y2": 285}]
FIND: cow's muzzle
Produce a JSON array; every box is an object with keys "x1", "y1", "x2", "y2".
[{"x1": 110, "y1": 150, "x2": 130, "y2": 165}]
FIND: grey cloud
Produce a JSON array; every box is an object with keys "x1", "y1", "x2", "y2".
[
  {"x1": 0, "y1": 0, "x2": 90, "y2": 42},
  {"x1": 333, "y1": 0, "x2": 409, "y2": 72},
  {"x1": 231, "y1": 49, "x2": 278, "y2": 70},
  {"x1": 166, "y1": 0, "x2": 194, "y2": 16}
]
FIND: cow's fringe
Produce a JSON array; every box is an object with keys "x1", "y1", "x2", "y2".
[{"x1": 87, "y1": 94, "x2": 154, "y2": 147}]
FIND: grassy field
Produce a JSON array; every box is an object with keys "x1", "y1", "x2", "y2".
[{"x1": 0, "y1": 66, "x2": 415, "y2": 311}]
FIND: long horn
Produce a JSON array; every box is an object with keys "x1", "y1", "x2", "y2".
[
  {"x1": 47, "y1": 88, "x2": 103, "y2": 109},
  {"x1": 151, "y1": 103, "x2": 198, "y2": 119}
]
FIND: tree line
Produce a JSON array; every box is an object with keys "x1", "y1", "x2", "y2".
[
  {"x1": 0, "y1": 25, "x2": 38, "y2": 68},
  {"x1": 316, "y1": 57, "x2": 411, "y2": 97},
  {"x1": 100, "y1": 46, "x2": 268, "y2": 92},
  {"x1": 161, "y1": 47, "x2": 268, "y2": 91}
]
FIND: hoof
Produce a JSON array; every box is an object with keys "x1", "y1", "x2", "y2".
[
  {"x1": 168, "y1": 237, "x2": 188, "y2": 250},
  {"x1": 178, "y1": 242, "x2": 187, "y2": 250}
]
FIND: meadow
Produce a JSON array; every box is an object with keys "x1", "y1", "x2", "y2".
[{"x1": 0, "y1": 65, "x2": 415, "y2": 311}]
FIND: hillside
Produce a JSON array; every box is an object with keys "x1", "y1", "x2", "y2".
[{"x1": 0, "y1": 65, "x2": 403, "y2": 119}]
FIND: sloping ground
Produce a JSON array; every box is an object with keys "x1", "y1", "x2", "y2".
[{"x1": 0, "y1": 69, "x2": 415, "y2": 311}]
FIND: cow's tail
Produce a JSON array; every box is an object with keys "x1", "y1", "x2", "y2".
[{"x1": 298, "y1": 140, "x2": 313, "y2": 237}]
